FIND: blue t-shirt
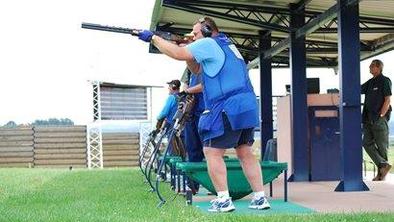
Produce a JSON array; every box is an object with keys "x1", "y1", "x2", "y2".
[
  {"x1": 157, "y1": 94, "x2": 177, "y2": 123},
  {"x1": 186, "y1": 38, "x2": 225, "y2": 77}
]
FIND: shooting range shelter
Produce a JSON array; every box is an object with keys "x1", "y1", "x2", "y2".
[
  {"x1": 91, "y1": 81, "x2": 157, "y2": 121},
  {"x1": 149, "y1": 0, "x2": 394, "y2": 191},
  {"x1": 87, "y1": 81, "x2": 160, "y2": 168}
]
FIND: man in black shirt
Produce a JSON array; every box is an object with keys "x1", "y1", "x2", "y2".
[{"x1": 361, "y1": 59, "x2": 392, "y2": 181}]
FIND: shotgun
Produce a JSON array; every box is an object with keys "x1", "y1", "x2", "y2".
[{"x1": 81, "y1": 22, "x2": 192, "y2": 44}]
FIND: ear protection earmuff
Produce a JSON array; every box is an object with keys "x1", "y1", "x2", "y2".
[
  {"x1": 170, "y1": 84, "x2": 177, "y2": 90},
  {"x1": 199, "y1": 18, "x2": 212, "y2": 37}
]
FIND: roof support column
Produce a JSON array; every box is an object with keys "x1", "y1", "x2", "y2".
[
  {"x1": 335, "y1": 0, "x2": 369, "y2": 192},
  {"x1": 259, "y1": 30, "x2": 273, "y2": 159},
  {"x1": 289, "y1": 4, "x2": 309, "y2": 181}
]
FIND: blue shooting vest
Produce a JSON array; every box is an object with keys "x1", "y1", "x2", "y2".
[
  {"x1": 184, "y1": 73, "x2": 204, "y2": 162},
  {"x1": 189, "y1": 74, "x2": 205, "y2": 116},
  {"x1": 198, "y1": 33, "x2": 258, "y2": 141}
]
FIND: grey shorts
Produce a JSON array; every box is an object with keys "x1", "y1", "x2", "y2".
[{"x1": 203, "y1": 113, "x2": 255, "y2": 149}]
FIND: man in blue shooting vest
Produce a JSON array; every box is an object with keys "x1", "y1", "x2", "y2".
[
  {"x1": 182, "y1": 68, "x2": 205, "y2": 193},
  {"x1": 157, "y1": 80, "x2": 181, "y2": 155},
  {"x1": 138, "y1": 17, "x2": 270, "y2": 212}
]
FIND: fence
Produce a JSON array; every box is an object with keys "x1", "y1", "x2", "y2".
[
  {"x1": 0, "y1": 127, "x2": 34, "y2": 167},
  {"x1": 34, "y1": 126, "x2": 87, "y2": 168},
  {"x1": 0, "y1": 126, "x2": 139, "y2": 168},
  {"x1": 102, "y1": 133, "x2": 139, "y2": 167}
]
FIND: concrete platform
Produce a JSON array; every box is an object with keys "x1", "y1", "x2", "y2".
[
  {"x1": 263, "y1": 172, "x2": 394, "y2": 213},
  {"x1": 193, "y1": 172, "x2": 394, "y2": 213}
]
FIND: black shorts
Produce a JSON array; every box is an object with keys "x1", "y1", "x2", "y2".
[{"x1": 203, "y1": 113, "x2": 255, "y2": 149}]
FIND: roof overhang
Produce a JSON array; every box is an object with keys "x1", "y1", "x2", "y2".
[{"x1": 149, "y1": 0, "x2": 394, "y2": 68}]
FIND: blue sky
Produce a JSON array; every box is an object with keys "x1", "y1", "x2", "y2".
[{"x1": 0, "y1": 0, "x2": 392, "y2": 125}]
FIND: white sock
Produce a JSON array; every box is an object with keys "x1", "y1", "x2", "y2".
[
  {"x1": 217, "y1": 190, "x2": 230, "y2": 200},
  {"x1": 254, "y1": 191, "x2": 265, "y2": 199}
]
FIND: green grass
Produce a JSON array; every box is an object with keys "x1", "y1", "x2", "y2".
[{"x1": 0, "y1": 168, "x2": 394, "y2": 221}]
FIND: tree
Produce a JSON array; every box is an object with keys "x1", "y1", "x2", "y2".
[
  {"x1": 2, "y1": 121, "x2": 17, "y2": 128},
  {"x1": 32, "y1": 118, "x2": 74, "y2": 126}
]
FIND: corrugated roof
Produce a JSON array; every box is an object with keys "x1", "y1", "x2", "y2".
[{"x1": 149, "y1": 0, "x2": 394, "y2": 68}]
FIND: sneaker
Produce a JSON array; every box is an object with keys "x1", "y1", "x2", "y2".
[
  {"x1": 379, "y1": 164, "x2": 392, "y2": 181},
  {"x1": 249, "y1": 196, "x2": 271, "y2": 210},
  {"x1": 208, "y1": 197, "x2": 235, "y2": 212},
  {"x1": 372, "y1": 172, "x2": 382, "y2": 181}
]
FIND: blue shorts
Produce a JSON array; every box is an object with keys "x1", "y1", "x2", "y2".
[{"x1": 203, "y1": 113, "x2": 255, "y2": 149}]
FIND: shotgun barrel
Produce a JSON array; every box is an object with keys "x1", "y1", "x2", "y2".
[
  {"x1": 81, "y1": 22, "x2": 193, "y2": 44},
  {"x1": 81, "y1": 22, "x2": 139, "y2": 35}
]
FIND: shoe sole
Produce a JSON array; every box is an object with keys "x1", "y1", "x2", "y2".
[
  {"x1": 380, "y1": 165, "x2": 392, "y2": 180},
  {"x1": 249, "y1": 205, "x2": 271, "y2": 210},
  {"x1": 372, "y1": 175, "x2": 381, "y2": 181},
  {"x1": 208, "y1": 206, "x2": 235, "y2": 213}
]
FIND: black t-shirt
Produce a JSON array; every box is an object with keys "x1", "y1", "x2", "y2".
[{"x1": 361, "y1": 74, "x2": 392, "y2": 123}]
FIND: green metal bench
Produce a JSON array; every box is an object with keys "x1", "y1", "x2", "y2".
[
  {"x1": 155, "y1": 155, "x2": 183, "y2": 189},
  {"x1": 167, "y1": 156, "x2": 237, "y2": 192},
  {"x1": 176, "y1": 160, "x2": 288, "y2": 203}
]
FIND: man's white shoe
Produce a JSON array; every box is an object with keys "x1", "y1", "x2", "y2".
[
  {"x1": 208, "y1": 197, "x2": 235, "y2": 212},
  {"x1": 248, "y1": 196, "x2": 271, "y2": 210}
]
